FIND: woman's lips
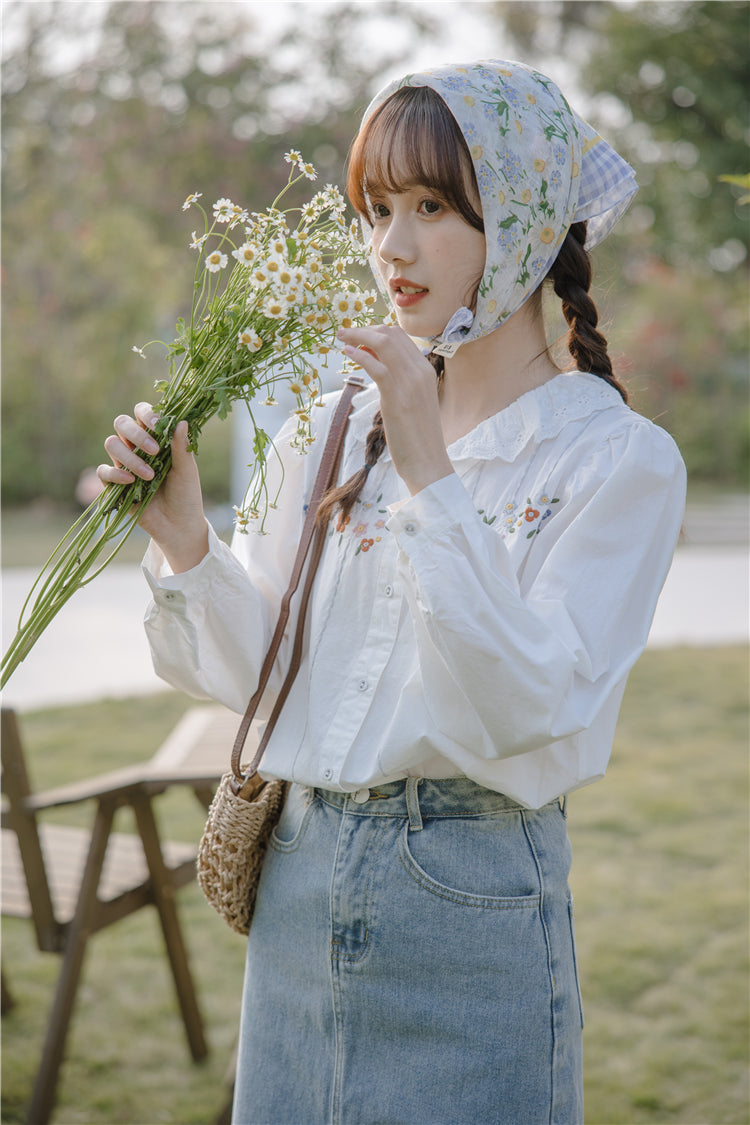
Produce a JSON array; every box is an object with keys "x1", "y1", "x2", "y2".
[{"x1": 391, "y1": 281, "x2": 428, "y2": 308}]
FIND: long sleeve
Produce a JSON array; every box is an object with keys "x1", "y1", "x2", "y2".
[
  {"x1": 386, "y1": 416, "x2": 686, "y2": 767},
  {"x1": 142, "y1": 402, "x2": 333, "y2": 713}
]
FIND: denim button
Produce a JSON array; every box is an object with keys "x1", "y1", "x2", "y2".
[{"x1": 352, "y1": 788, "x2": 370, "y2": 804}]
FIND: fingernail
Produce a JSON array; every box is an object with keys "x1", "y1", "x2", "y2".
[{"x1": 144, "y1": 438, "x2": 159, "y2": 454}]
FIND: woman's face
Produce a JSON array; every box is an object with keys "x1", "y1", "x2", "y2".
[{"x1": 368, "y1": 178, "x2": 486, "y2": 341}]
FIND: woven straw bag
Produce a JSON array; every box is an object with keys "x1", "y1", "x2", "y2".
[
  {"x1": 197, "y1": 773, "x2": 287, "y2": 935},
  {"x1": 196, "y1": 377, "x2": 362, "y2": 935}
]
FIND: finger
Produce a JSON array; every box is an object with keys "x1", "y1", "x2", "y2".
[
  {"x1": 339, "y1": 343, "x2": 387, "y2": 382},
  {"x1": 337, "y1": 324, "x2": 396, "y2": 350},
  {"x1": 104, "y1": 433, "x2": 155, "y2": 479},
  {"x1": 97, "y1": 461, "x2": 135, "y2": 485},
  {"x1": 113, "y1": 413, "x2": 160, "y2": 456},
  {"x1": 169, "y1": 421, "x2": 193, "y2": 468},
  {"x1": 134, "y1": 402, "x2": 160, "y2": 430}
]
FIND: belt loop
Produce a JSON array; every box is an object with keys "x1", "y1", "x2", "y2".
[
  {"x1": 405, "y1": 777, "x2": 423, "y2": 831},
  {"x1": 559, "y1": 794, "x2": 568, "y2": 818}
]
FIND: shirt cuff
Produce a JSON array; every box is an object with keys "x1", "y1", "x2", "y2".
[
  {"x1": 386, "y1": 472, "x2": 475, "y2": 547},
  {"x1": 142, "y1": 522, "x2": 226, "y2": 606}
]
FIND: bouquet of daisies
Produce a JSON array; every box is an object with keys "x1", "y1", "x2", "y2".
[{"x1": 1, "y1": 152, "x2": 377, "y2": 688}]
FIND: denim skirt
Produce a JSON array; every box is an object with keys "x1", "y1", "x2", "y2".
[{"x1": 232, "y1": 777, "x2": 584, "y2": 1125}]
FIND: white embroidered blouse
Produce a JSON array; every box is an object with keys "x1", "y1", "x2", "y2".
[{"x1": 143, "y1": 371, "x2": 686, "y2": 808}]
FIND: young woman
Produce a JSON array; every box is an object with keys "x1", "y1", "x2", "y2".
[{"x1": 100, "y1": 61, "x2": 686, "y2": 1125}]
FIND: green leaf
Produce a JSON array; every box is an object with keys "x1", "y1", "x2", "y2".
[{"x1": 252, "y1": 428, "x2": 270, "y2": 459}]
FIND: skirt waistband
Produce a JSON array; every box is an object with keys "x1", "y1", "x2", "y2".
[{"x1": 312, "y1": 776, "x2": 534, "y2": 827}]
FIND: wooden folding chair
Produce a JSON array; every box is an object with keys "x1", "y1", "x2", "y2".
[{"x1": 0, "y1": 705, "x2": 236, "y2": 1125}]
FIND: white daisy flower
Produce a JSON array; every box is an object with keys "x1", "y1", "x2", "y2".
[
  {"x1": 282, "y1": 286, "x2": 305, "y2": 309},
  {"x1": 232, "y1": 241, "x2": 260, "y2": 266},
  {"x1": 263, "y1": 296, "x2": 286, "y2": 320},
  {"x1": 213, "y1": 198, "x2": 239, "y2": 223},
  {"x1": 268, "y1": 237, "x2": 289, "y2": 261},
  {"x1": 182, "y1": 191, "x2": 203, "y2": 211},
  {"x1": 205, "y1": 250, "x2": 228, "y2": 272},
  {"x1": 303, "y1": 254, "x2": 324, "y2": 279},
  {"x1": 237, "y1": 327, "x2": 263, "y2": 353}
]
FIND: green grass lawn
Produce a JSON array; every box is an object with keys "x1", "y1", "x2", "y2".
[{"x1": 2, "y1": 646, "x2": 748, "y2": 1124}]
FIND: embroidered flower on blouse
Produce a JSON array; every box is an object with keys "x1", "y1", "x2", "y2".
[
  {"x1": 331, "y1": 492, "x2": 389, "y2": 556},
  {"x1": 485, "y1": 493, "x2": 561, "y2": 539}
]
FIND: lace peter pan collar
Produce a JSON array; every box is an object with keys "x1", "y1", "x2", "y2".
[{"x1": 345, "y1": 371, "x2": 627, "y2": 465}]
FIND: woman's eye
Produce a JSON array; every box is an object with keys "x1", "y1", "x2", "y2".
[
  {"x1": 420, "y1": 199, "x2": 442, "y2": 215},
  {"x1": 371, "y1": 202, "x2": 389, "y2": 220}
]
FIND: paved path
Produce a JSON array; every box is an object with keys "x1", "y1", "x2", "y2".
[{"x1": 2, "y1": 532, "x2": 747, "y2": 712}]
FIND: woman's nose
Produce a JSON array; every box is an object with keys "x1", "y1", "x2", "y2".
[{"x1": 377, "y1": 215, "x2": 416, "y2": 265}]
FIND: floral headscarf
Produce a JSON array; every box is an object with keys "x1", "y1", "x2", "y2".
[{"x1": 361, "y1": 60, "x2": 637, "y2": 355}]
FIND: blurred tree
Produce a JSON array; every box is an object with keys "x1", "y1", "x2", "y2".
[
  {"x1": 492, "y1": 0, "x2": 749, "y2": 484},
  {"x1": 606, "y1": 261, "x2": 749, "y2": 484},
  {"x1": 3, "y1": 0, "x2": 747, "y2": 506},
  {"x1": 1, "y1": 0, "x2": 436, "y2": 505},
  {"x1": 493, "y1": 0, "x2": 749, "y2": 270}
]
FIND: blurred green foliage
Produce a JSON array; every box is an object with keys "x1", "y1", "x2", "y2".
[
  {"x1": 498, "y1": 0, "x2": 749, "y2": 485},
  {"x1": 2, "y1": 0, "x2": 748, "y2": 508},
  {"x1": 1, "y1": 0, "x2": 436, "y2": 505}
]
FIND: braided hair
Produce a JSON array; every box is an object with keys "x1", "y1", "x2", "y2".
[{"x1": 547, "y1": 221, "x2": 628, "y2": 403}]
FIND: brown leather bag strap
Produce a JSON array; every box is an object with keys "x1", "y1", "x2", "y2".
[{"x1": 230, "y1": 375, "x2": 364, "y2": 787}]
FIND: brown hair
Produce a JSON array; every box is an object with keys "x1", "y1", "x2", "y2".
[
  {"x1": 317, "y1": 89, "x2": 625, "y2": 529},
  {"x1": 346, "y1": 84, "x2": 484, "y2": 234},
  {"x1": 317, "y1": 86, "x2": 478, "y2": 529},
  {"x1": 546, "y1": 221, "x2": 628, "y2": 403}
]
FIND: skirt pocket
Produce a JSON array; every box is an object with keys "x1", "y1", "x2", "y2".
[
  {"x1": 269, "y1": 783, "x2": 315, "y2": 853},
  {"x1": 398, "y1": 811, "x2": 541, "y2": 909}
]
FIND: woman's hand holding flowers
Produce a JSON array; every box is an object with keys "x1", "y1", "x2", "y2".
[{"x1": 99, "y1": 404, "x2": 209, "y2": 573}]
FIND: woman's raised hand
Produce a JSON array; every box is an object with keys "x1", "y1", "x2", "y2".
[
  {"x1": 337, "y1": 325, "x2": 453, "y2": 495},
  {"x1": 98, "y1": 403, "x2": 209, "y2": 573}
]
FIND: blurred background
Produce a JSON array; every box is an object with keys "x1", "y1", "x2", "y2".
[
  {"x1": 2, "y1": 0, "x2": 748, "y2": 519},
  {"x1": 1, "y1": 6, "x2": 748, "y2": 1124}
]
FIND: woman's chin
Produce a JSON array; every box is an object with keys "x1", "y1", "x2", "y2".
[{"x1": 392, "y1": 310, "x2": 443, "y2": 344}]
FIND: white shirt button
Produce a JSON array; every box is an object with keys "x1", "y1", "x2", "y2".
[
  {"x1": 357, "y1": 679, "x2": 369, "y2": 692},
  {"x1": 164, "y1": 592, "x2": 176, "y2": 601},
  {"x1": 384, "y1": 584, "x2": 394, "y2": 597},
  {"x1": 322, "y1": 768, "x2": 333, "y2": 781},
  {"x1": 352, "y1": 788, "x2": 370, "y2": 804},
  {"x1": 403, "y1": 521, "x2": 418, "y2": 536}
]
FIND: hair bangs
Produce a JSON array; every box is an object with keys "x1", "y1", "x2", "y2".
[{"x1": 347, "y1": 86, "x2": 483, "y2": 232}]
